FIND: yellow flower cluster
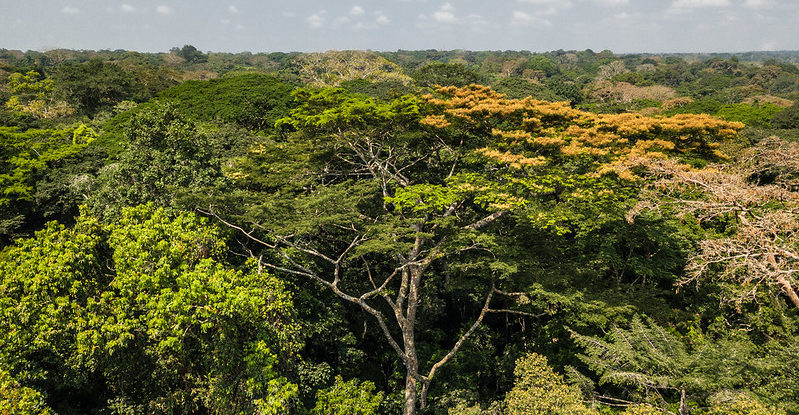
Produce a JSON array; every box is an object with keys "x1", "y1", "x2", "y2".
[
  {"x1": 423, "y1": 85, "x2": 744, "y2": 179},
  {"x1": 476, "y1": 148, "x2": 547, "y2": 169}
]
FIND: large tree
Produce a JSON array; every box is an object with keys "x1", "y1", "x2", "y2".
[
  {"x1": 53, "y1": 58, "x2": 134, "y2": 116},
  {"x1": 0, "y1": 124, "x2": 98, "y2": 245},
  {"x1": 209, "y1": 85, "x2": 742, "y2": 414},
  {"x1": 0, "y1": 204, "x2": 299, "y2": 414},
  {"x1": 629, "y1": 136, "x2": 799, "y2": 311}
]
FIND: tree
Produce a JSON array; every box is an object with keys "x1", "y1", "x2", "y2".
[
  {"x1": 525, "y1": 55, "x2": 561, "y2": 78},
  {"x1": 88, "y1": 102, "x2": 226, "y2": 218},
  {"x1": 155, "y1": 73, "x2": 296, "y2": 132},
  {"x1": 0, "y1": 124, "x2": 97, "y2": 245},
  {"x1": 312, "y1": 376, "x2": 383, "y2": 415},
  {"x1": 504, "y1": 353, "x2": 597, "y2": 415},
  {"x1": 597, "y1": 60, "x2": 630, "y2": 81},
  {"x1": 53, "y1": 58, "x2": 134, "y2": 115},
  {"x1": 4, "y1": 70, "x2": 73, "y2": 118},
  {"x1": 209, "y1": 87, "x2": 508, "y2": 414},
  {"x1": 208, "y1": 85, "x2": 743, "y2": 414},
  {"x1": 706, "y1": 394, "x2": 786, "y2": 415},
  {"x1": 544, "y1": 78, "x2": 583, "y2": 104},
  {"x1": 628, "y1": 136, "x2": 799, "y2": 311},
  {"x1": 770, "y1": 104, "x2": 799, "y2": 129},
  {"x1": 491, "y1": 77, "x2": 562, "y2": 101},
  {"x1": 411, "y1": 62, "x2": 482, "y2": 88},
  {"x1": 572, "y1": 316, "x2": 695, "y2": 413},
  {"x1": 172, "y1": 44, "x2": 208, "y2": 64},
  {"x1": 0, "y1": 369, "x2": 53, "y2": 414},
  {"x1": 571, "y1": 315, "x2": 791, "y2": 414},
  {"x1": 293, "y1": 51, "x2": 412, "y2": 87},
  {"x1": 0, "y1": 204, "x2": 300, "y2": 413},
  {"x1": 714, "y1": 103, "x2": 782, "y2": 128}
]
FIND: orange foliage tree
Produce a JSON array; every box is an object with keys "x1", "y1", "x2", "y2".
[
  {"x1": 215, "y1": 84, "x2": 743, "y2": 414},
  {"x1": 422, "y1": 85, "x2": 742, "y2": 234}
]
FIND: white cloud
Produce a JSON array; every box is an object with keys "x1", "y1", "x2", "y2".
[
  {"x1": 511, "y1": 0, "x2": 573, "y2": 26},
  {"x1": 510, "y1": 9, "x2": 552, "y2": 26},
  {"x1": 155, "y1": 5, "x2": 173, "y2": 15},
  {"x1": 744, "y1": 0, "x2": 774, "y2": 8},
  {"x1": 432, "y1": 10, "x2": 457, "y2": 22},
  {"x1": 282, "y1": 11, "x2": 297, "y2": 17},
  {"x1": 350, "y1": 6, "x2": 365, "y2": 16},
  {"x1": 376, "y1": 14, "x2": 390, "y2": 24},
  {"x1": 514, "y1": 0, "x2": 573, "y2": 16},
  {"x1": 228, "y1": 5, "x2": 239, "y2": 13},
  {"x1": 306, "y1": 11, "x2": 326, "y2": 28},
  {"x1": 667, "y1": 0, "x2": 730, "y2": 14},
  {"x1": 220, "y1": 18, "x2": 231, "y2": 24},
  {"x1": 511, "y1": 10, "x2": 533, "y2": 22},
  {"x1": 432, "y1": 2, "x2": 458, "y2": 23},
  {"x1": 418, "y1": 3, "x2": 488, "y2": 28},
  {"x1": 593, "y1": 0, "x2": 629, "y2": 6},
  {"x1": 539, "y1": 6, "x2": 563, "y2": 16},
  {"x1": 61, "y1": 6, "x2": 80, "y2": 14},
  {"x1": 121, "y1": 4, "x2": 136, "y2": 13},
  {"x1": 671, "y1": 0, "x2": 730, "y2": 8},
  {"x1": 515, "y1": 0, "x2": 574, "y2": 8}
]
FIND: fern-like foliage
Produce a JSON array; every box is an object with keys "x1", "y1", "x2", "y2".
[{"x1": 572, "y1": 316, "x2": 691, "y2": 407}]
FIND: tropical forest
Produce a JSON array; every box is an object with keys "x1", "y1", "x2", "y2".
[{"x1": 2, "y1": 46, "x2": 799, "y2": 415}]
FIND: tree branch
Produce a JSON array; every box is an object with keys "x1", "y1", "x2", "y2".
[
  {"x1": 419, "y1": 286, "x2": 495, "y2": 407},
  {"x1": 464, "y1": 210, "x2": 507, "y2": 230}
]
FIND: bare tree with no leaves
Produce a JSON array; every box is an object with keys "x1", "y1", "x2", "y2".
[{"x1": 628, "y1": 136, "x2": 799, "y2": 311}]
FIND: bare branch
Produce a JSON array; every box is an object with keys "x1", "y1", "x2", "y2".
[
  {"x1": 464, "y1": 210, "x2": 507, "y2": 230},
  {"x1": 199, "y1": 207, "x2": 276, "y2": 249},
  {"x1": 628, "y1": 137, "x2": 799, "y2": 310},
  {"x1": 420, "y1": 286, "x2": 495, "y2": 405},
  {"x1": 487, "y1": 308, "x2": 546, "y2": 318}
]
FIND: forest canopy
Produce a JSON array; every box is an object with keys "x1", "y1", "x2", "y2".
[{"x1": 1, "y1": 47, "x2": 798, "y2": 415}]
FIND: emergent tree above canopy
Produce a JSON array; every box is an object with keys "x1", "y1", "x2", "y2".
[{"x1": 207, "y1": 85, "x2": 743, "y2": 415}]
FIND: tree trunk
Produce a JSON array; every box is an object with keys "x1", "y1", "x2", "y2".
[
  {"x1": 403, "y1": 373, "x2": 418, "y2": 415},
  {"x1": 402, "y1": 266, "x2": 422, "y2": 415},
  {"x1": 679, "y1": 388, "x2": 689, "y2": 415},
  {"x1": 766, "y1": 252, "x2": 799, "y2": 310},
  {"x1": 776, "y1": 274, "x2": 799, "y2": 310}
]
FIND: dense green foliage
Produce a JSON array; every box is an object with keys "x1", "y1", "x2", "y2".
[
  {"x1": 312, "y1": 376, "x2": 384, "y2": 415},
  {"x1": 156, "y1": 73, "x2": 296, "y2": 131},
  {"x1": 0, "y1": 204, "x2": 299, "y2": 414},
  {"x1": 504, "y1": 353, "x2": 596, "y2": 415},
  {"x1": 771, "y1": 104, "x2": 799, "y2": 129},
  {"x1": 87, "y1": 103, "x2": 227, "y2": 218},
  {"x1": 0, "y1": 368, "x2": 53, "y2": 414},
  {"x1": 1, "y1": 47, "x2": 799, "y2": 414},
  {"x1": 0, "y1": 124, "x2": 99, "y2": 245}
]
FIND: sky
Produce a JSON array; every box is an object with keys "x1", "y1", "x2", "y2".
[{"x1": 1, "y1": 0, "x2": 798, "y2": 54}]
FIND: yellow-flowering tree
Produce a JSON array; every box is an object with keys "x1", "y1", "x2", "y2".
[{"x1": 213, "y1": 85, "x2": 742, "y2": 415}]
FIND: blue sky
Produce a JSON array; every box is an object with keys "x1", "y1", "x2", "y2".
[{"x1": 1, "y1": 0, "x2": 797, "y2": 53}]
